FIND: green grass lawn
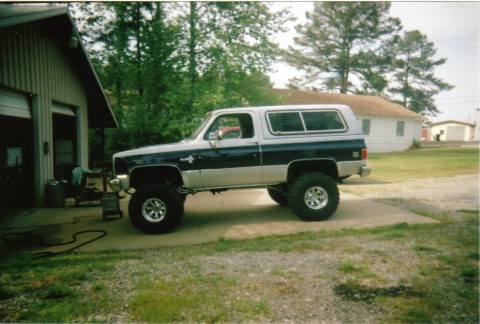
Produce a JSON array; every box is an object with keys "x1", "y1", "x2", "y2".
[
  {"x1": 0, "y1": 147, "x2": 478, "y2": 323},
  {"x1": 366, "y1": 147, "x2": 479, "y2": 182}
]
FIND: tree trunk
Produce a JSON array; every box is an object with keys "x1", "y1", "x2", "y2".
[{"x1": 188, "y1": 2, "x2": 197, "y2": 110}]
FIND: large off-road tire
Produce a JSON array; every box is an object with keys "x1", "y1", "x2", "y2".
[
  {"x1": 267, "y1": 188, "x2": 289, "y2": 206},
  {"x1": 288, "y1": 173, "x2": 339, "y2": 221},
  {"x1": 128, "y1": 184, "x2": 184, "y2": 234}
]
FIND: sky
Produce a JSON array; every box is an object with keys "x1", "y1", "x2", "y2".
[{"x1": 269, "y1": 2, "x2": 480, "y2": 124}]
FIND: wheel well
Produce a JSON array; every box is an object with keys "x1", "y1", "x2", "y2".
[
  {"x1": 130, "y1": 166, "x2": 183, "y2": 189},
  {"x1": 287, "y1": 160, "x2": 338, "y2": 184}
]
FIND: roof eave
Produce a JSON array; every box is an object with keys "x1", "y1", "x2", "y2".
[{"x1": 0, "y1": 6, "x2": 68, "y2": 28}]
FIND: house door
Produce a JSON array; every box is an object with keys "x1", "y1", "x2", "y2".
[{"x1": 0, "y1": 89, "x2": 34, "y2": 209}]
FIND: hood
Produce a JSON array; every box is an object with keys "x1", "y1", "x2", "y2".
[{"x1": 113, "y1": 140, "x2": 196, "y2": 159}]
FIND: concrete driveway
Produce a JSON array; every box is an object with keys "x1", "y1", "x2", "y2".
[{"x1": 0, "y1": 189, "x2": 437, "y2": 255}]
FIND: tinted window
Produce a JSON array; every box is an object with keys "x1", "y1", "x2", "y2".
[
  {"x1": 267, "y1": 110, "x2": 346, "y2": 135},
  {"x1": 268, "y1": 112, "x2": 304, "y2": 133},
  {"x1": 302, "y1": 111, "x2": 346, "y2": 131}
]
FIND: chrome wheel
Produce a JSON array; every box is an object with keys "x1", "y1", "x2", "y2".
[
  {"x1": 142, "y1": 198, "x2": 167, "y2": 223},
  {"x1": 304, "y1": 186, "x2": 328, "y2": 210}
]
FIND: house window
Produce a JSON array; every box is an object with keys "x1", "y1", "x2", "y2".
[
  {"x1": 362, "y1": 119, "x2": 371, "y2": 135},
  {"x1": 396, "y1": 121, "x2": 405, "y2": 137}
]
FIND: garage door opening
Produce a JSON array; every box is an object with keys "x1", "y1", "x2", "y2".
[{"x1": 0, "y1": 115, "x2": 34, "y2": 209}]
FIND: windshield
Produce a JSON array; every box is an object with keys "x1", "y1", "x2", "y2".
[{"x1": 187, "y1": 113, "x2": 212, "y2": 140}]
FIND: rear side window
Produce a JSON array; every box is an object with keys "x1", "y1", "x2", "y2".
[
  {"x1": 267, "y1": 110, "x2": 346, "y2": 135},
  {"x1": 268, "y1": 112, "x2": 304, "y2": 133}
]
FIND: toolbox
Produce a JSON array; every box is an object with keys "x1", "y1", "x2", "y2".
[{"x1": 101, "y1": 192, "x2": 123, "y2": 219}]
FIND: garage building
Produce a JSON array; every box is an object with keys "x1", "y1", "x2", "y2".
[{"x1": 0, "y1": 5, "x2": 118, "y2": 209}]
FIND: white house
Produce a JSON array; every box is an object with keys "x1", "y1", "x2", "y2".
[
  {"x1": 430, "y1": 120, "x2": 476, "y2": 142},
  {"x1": 272, "y1": 89, "x2": 424, "y2": 153}
]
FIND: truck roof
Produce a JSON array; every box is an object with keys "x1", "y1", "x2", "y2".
[{"x1": 211, "y1": 104, "x2": 353, "y2": 115}]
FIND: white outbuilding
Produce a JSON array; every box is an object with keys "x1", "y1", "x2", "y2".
[{"x1": 430, "y1": 120, "x2": 476, "y2": 142}]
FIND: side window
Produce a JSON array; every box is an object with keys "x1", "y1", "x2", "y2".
[
  {"x1": 268, "y1": 112, "x2": 304, "y2": 133},
  {"x1": 204, "y1": 113, "x2": 254, "y2": 140},
  {"x1": 302, "y1": 111, "x2": 346, "y2": 131},
  {"x1": 267, "y1": 110, "x2": 346, "y2": 135}
]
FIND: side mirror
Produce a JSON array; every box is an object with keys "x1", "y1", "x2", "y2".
[
  {"x1": 215, "y1": 130, "x2": 224, "y2": 140},
  {"x1": 209, "y1": 130, "x2": 224, "y2": 148}
]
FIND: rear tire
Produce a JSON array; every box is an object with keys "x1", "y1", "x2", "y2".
[
  {"x1": 128, "y1": 184, "x2": 184, "y2": 234},
  {"x1": 288, "y1": 173, "x2": 339, "y2": 221},
  {"x1": 267, "y1": 188, "x2": 289, "y2": 206}
]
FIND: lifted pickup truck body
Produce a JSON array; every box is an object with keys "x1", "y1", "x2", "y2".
[{"x1": 110, "y1": 105, "x2": 371, "y2": 234}]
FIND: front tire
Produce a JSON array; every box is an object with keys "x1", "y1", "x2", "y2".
[
  {"x1": 288, "y1": 173, "x2": 339, "y2": 221},
  {"x1": 128, "y1": 184, "x2": 184, "y2": 234}
]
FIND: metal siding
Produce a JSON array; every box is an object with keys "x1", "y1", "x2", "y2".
[{"x1": 0, "y1": 21, "x2": 89, "y2": 206}]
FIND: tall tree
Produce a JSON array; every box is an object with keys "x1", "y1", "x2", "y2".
[
  {"x1": 387, "y1": 30, "x2": 454, "y2": 115},
  {"x1": 286, "y1": 2, "x2": 401, "y2": 94}
]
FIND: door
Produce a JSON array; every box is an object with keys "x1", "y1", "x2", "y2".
[
  {"x1": 446, "y1": 126, "x2": 465, "y2": 141},
  {"x1": 52, "y1": 103, "x2": 77, "y2": 167},
  {"x1": 197, "y1": 112, "x2": 261, "y2": 188}
]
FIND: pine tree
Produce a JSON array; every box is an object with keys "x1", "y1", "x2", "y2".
[{"x1": 387, "y1": 30, "x2": 454, "y2": 115}]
